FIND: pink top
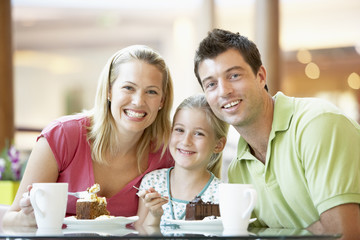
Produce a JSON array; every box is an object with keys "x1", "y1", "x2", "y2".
[{"x1": 38, "y1": 114, "x2": 174, "y2": 217}]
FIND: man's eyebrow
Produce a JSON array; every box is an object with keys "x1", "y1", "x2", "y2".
[
  {"x1": 225, "y1": 66, "x2": 246, "y2": 73},
  {"x1": 201, "y1": 66, "x2": 245, "y2": 85}
]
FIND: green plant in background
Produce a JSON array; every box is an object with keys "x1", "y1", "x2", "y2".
[{"x1": 0, "y1": 142, "x2": 22, "y2": 181}]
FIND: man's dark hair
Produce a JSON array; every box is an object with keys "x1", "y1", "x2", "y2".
[{"x1": 194, "y1": 28, "x2": 268, "y2": 91}]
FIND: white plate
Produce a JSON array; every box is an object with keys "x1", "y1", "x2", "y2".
[
  {"x1": 162, "y1": 226, "x2": 224, "y2": 236},
  {"x1": 64, "y1": 216, "x2": 139, "y2": 229},
  {"x1": 163, "y1": 218, "x2": 256, "y2": 230},
  {"x1": 62, "y1": 227, "x2": 137, "y2": 236}
]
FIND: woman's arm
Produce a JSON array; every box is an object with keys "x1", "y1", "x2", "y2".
[{"x1": 2, "y1": 137, "x2": 59, "y2": 227}]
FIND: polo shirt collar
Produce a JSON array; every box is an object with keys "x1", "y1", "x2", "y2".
[{"x1": 271, "y1": 91, "x2": 294, "y2": 134}]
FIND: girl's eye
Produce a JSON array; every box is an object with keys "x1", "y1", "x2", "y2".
[
  {"x1": 173, "y1": 127, "x2": 184, "y2": 133},
  {"x1": 194, "y1": 131, "x2": 205, "y2": 136}
]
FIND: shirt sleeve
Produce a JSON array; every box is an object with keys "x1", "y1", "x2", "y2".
[
  {"x1": 298, "y1": 112, "x2": 360, "y2": 214},
  {"x1": 39, "y1": 118, "x2": 83, "y2": 172}
]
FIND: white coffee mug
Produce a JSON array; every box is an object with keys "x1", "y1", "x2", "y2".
[
  {"x1": 219, "y1": 183, "x2": 257, "y2": 235},
  {"x1": 30, "y1": 183, "x2": 68, "y2": 230}
]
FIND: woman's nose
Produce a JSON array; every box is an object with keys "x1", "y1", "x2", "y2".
[{"x1": 132, "y1": 92, "x2": 145, "y2": 105}]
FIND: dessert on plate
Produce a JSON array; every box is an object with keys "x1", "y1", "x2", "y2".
[
  {"x1": 185, "y1": 196, "x2": 220, "y2": 220},
  {"x1": 76, "y1": 183, "x2": 110, "y2": 219}
]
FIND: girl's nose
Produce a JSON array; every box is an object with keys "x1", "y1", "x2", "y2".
[{"x1": 181, "y1": 133, "x2": 192, "y2": 146}]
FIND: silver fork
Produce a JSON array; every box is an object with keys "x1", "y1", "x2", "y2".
[
  {"x1": 133, "y1": 186, "x2": 173, "y2": 203},
  {"x1": 68, "y1": 190, "x2": 99, "y2": 198}
]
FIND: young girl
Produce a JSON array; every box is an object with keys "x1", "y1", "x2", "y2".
[{"x1": 136, "y1": 94, "x2": 229, "y2": 226}]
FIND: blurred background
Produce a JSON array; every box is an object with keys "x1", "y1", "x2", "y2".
[{"x1": 1, "y1": 0, "x2": 360, "y2": 180}]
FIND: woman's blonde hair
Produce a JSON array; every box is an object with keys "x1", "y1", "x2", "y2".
[
  {"x1": 87, "y1": 45, "x2": 173, "y2": 172},
  {"x1": 172, "y1": 94, "x2": 229, "y2": 178}
]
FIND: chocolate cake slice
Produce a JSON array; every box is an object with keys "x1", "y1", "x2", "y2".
[{"x1": 185, "y1": 196, "x2": 220, "y2": 220}]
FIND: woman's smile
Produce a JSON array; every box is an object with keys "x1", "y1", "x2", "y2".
[{"x1": 124, "y1": 109, "x2": 147, "y2": 119}]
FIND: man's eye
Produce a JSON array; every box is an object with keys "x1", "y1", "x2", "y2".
[
  {"x1": 230, "y1": 73, "x2": 240, "y2": 79},
  {"x1": 205, "y1": 82, "x2": 216, "y2": 89}
]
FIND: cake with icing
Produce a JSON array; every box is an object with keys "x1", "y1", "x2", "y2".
[
  {"x1": 185, "y1": 196, "x2": 220, "y2": 220},
  {"x1": 76, "y1": 183, "x2": 110, "y2": 219}
]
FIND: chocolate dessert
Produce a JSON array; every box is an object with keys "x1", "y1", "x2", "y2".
[{"x1": 185, "y1": 196, "x2": 220, "y2": 220}]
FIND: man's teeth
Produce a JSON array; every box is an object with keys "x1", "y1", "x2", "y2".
[
  {"x1": 224, "y1": 100, "x2": 240, "y2": 109},
  {"x1": 125, "y1": 110, "x2": 145, "y2": 118}
]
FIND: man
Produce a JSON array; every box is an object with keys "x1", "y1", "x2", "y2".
[{"x1": 194, "y1": 28, "x2": 360, "y2": 239}]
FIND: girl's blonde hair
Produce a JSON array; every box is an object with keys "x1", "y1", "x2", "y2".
[
  {"x1": 86, "y1": 45, "x2": 174, "y2": 172},
  {"x1": 172, "y1": 94, "x2": 229, "y2": 178}
]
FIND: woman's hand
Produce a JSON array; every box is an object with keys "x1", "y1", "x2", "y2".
[
  {"x1": 19, "y1": 185, "x2": 34, "y2": 215},
  {"x1": 2, "y1": 185, "x2": 37, "y2": 228},
  {"x1": 2, "y1": 137, "x2": 59, "y2": 228},
  {"x1": 137, "y1": 187, "x2": 168, "y2": 218}
]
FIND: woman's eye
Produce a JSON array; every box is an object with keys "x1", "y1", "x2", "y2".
[
  {"x1": 123, "y1": 86, "x2": 134, "y2": 91},
  {"x1": 147, "y1": 90, "x2": 158, "y2": 95}
]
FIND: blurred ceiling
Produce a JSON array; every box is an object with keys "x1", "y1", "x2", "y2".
[{"x1": 11, "y1": 0, "x2": 360, "y2": 51}]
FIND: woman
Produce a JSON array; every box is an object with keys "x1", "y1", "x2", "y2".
[{"x1": 3, "y1": 45, "x2": 174, "y2": 227}]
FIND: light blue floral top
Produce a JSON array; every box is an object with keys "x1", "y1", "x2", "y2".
[{"x1": 139, "y1": 167, "x2": 222, "y2": 225}]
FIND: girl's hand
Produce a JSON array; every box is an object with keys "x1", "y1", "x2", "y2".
[
  {"x1": 137, "y1": 187, "x2": 168, "y2": 218},
  {"x1": 19, "y1": 185, "x2": 35, "y2": 215}
]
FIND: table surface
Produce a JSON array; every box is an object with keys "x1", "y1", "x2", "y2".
[{"x1": 0, "y1": 224, "x2": 341, "y2": 239}]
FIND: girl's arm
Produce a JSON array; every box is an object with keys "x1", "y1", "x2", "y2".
[
  {"x1": 135, "y1": 187, "x2": 168, "y2": 226},
  {"x1": 2, "y1": 137, "x2": 59, "y2": 227}
]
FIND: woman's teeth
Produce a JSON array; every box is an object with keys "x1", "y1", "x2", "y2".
[{"x1": 125, "y1": 110, "x2": 146, "y2": 118}]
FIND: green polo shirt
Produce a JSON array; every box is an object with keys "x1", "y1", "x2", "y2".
[{"x1": 228, "y1": 92, "x2": 360, "y2": 228}]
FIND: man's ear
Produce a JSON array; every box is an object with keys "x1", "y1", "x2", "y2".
[
  {"x1": 257, "y1": 65, "x2": 267, "y2": 89},
  {"x1": 214, "y1": 137, "x2": 227, "y2": 153}
]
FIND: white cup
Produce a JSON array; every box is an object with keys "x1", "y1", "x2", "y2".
[
  {"x1": 219, "y1": 183, "x2": 257, "y2": 235},
  {"x1": 30, "y1": 183, "x2": 68, "y2": 230}
]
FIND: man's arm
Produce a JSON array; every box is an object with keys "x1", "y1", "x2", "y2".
[
  {"x1": 299, "y1": 112, "x2": 360, "y2": 239},
  {"x1": 307, "y1": 203, "x2": 360, "y2": 240}
]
